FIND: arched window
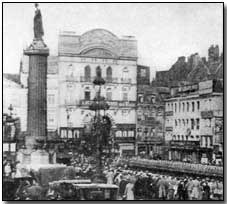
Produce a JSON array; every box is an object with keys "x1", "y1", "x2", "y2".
[
  {"x1": 197, "y1": 101, "x2": 200, "y2": 110},
  {"x1": 173, "y1": 135, "x2": 176, "y2": 140},
  {"x1": 187, "y1": 102, "x2": 190, "y2": 112},
  {"x1": 123, "y1": 131, "x2": 127, "y2": 137},
  {"x1": 96, "y1": 66, "x2": 102, "y2": 77},
  {"x1": 178, "y1": 119, "x2": 181, "y2": 127},
  {"x1": 84, "y1": 87, "x2": 90, "y2": 100},
  {"x1": 182, "y1": 119, "x2": 185, "y2": 126},
  {"x1": 182, "y1": 102, "x2": 185, "y2": 112},
  {"x1": 106, "y1": 88, "x2": 112, "y2": 100},
  {"x1": 192, "y1": 101, "x2": 195, "y2": 112},
  {"x1": 116, "y1": 131, "x2": 122, "y2": 137},
  {"x1": 85, "y1": 65, "x2": 91, "y2": 81},
  {"x1": 106, "y1": 66, "x2": 112, "y2": 81}
]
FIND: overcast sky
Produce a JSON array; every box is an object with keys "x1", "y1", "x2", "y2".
[{"x1": 3, "y1": 3, "x2": 223, "y2": 78}]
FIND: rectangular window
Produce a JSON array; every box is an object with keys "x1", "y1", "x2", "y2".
[
  {"x1": 48, "y1": 115, "x2": 55, "y2": 124},
  {"x1": 85, "y1": 91, "x2": 90, "y2": 100},
  {"x1": 128, "y1": 131, "x2": 134, "y2": 137},
  {"x1": 123, "y1": 131, "x2": 127, "y2": 137},
  {"x1": 74, "y1": 130, "x2": 80, "y2": 139},
  {"x1": 141, "y1": 68, "x2": 146, "y2": 77},
  {"x1": 196, "y1": 118, "x2": 200, "y2": 130},
  {"x1": 197, "y1": 101, "x2": 200, "y2": 110},
  {"x1": 175, "y1": 103, "x2": 177, "y2": 112},
  {"x1": 106, "y1": 92, "x2": 112, "y2": 100},
  {"x1": 68, "y1": 129, "x2": 73, "y2": 138},
  {"x1": 191, "y1": 119, "x2": 194, "y2": 130},
  {"x1": 48, "y1": 94, "x2": 55, "y2": 105},
  {"x1": 116, "y1": 131, "x2": 122, "y2": 137},
  {"x1": 123, "y1": 93, "x2": 128, "y2": 101},
  {"x1": 61, "y1": 129, "x2": 67, "y2": 138}
]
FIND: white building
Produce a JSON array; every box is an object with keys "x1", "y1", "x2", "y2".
[
  {"x1": 57, "y1": 29, "x2": 137, "y2": 155},
  {"x1": 165, "y1": 79, "x2": 223, "y2": 164}
]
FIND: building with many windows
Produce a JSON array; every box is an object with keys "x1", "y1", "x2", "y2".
[
  {"x1": 165, "y1": 79, "x2": 223, "y2": 164},
  {"x1": 136, "y1": 65, "x2": 170, "y2": 158},
  {"x1": 57, "y1": 29, "x2": 138, "y2": 155}
]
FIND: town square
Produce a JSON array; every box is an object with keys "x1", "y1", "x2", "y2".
[{"x1": 3, "y1": 3, "x2": 223, "y2": 200}]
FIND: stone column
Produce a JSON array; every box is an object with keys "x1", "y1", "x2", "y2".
[{"x1": 24, "y1": 40, "x2": 49, "y2": 150}]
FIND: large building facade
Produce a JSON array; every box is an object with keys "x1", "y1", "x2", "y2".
[
  {"x1": 165, "y1": 79, "x2": 223, "y2": 164},
  {"x1": 57, "y1": 29, "x2": 138, "y2": 155}
]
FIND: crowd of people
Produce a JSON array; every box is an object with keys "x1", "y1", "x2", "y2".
[
  {"x1": 103, "y1": 164, "x2": 223, "y2": 200},
  {"x1": 3, "y1": 154, "x2": 224, "y2": 200},
  {"x1": 124, "y1": 157, "x2": 223, "y2": 177}
]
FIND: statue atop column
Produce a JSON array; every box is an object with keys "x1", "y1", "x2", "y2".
[{"x1": 34, "y1": 3, "x2": 44, "y2": 40}]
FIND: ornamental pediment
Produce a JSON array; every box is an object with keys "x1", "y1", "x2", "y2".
[
  {"x1": 81, "y1": 48, "x2": 117, "y2": 58},
  {"x1": 58, "y1": 29, "x2": 137, "y2": 59},
  {"x1": 79, "y1": 29, "x2": 119, "y2": 49}
]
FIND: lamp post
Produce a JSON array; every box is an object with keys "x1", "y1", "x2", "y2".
[
  {"x1": 8, "y1": 104, "x2": 14, "y2": 117},
  {"x1": 89, "y1": 70, "x2": 110, "y2": 183}
]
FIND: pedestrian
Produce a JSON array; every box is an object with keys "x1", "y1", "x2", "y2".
[
  {"x1": 202, "y1": 182, "x2": 210, "y2": 200},
  {"x1": 4, "y1": 161, "x2": 12, "y2": 178},
  {"x1": 157, "y1": 176, "x2": 167, "y2": 200},
  {"x1": 118, "y1": 174, "x2": 128, "y2": 200},
  {"x1": 124, "y1": 181, "x2": 134, "y2": 200},
  {"x1": 185, "y1": 177, "x2": 194, "y2": 200},
  {"x1": 177, "y1": 180, "x2": 185, "y2": 200},
  {"x1": 191, "y1": 177, "x2": 201, "y2": 200}
]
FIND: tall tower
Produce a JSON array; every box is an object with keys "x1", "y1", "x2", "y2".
[{"x1": 24, "y1": 3, "x2": 49, "y2": 149}]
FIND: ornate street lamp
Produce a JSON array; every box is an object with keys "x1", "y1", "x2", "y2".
[{"x1": 89, "y1": 69, "x2": 110, "y2": 183}]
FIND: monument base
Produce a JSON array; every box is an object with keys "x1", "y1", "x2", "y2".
[{"x1": 17, "y1": 149, "x2": 50, "y2": 165}]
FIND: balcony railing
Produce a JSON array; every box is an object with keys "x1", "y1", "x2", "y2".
[
  {"x1": 65, "y1": 76, "x2": 132, "y2": 84},
  {"x1": 79, "y1": 100, "x2": 136, "y2": 108},
  {"x1": 65, "y1": 75, "x2": 80, "y2": 82},
  {"x1": 121, "y1": 78, "x2": 132, "y2": 83},
  {"x1": 201, "y1": 111, "x2": 213, "y2": 119},
  {"x1": 115, "y1": 137, "x2": 135, "y2": 143},
  {"x1": 104, "y1": 77, "x2": 119, "y2": 83},
  {"x1": 165, "y1": 111, "x2": 173, "y2": 116},
  {"x1": 170, "y1": 140, "x2": 200, "y2": 149},
  {"x1": 64, "y1": 99, "x2": 80, "y2": 106},
  {"x1": 80, "y1": 76, "x2": 95, "y2": 82},
  {"x1": 137, "y1": 136, "x2": 163, "y2": 143}
]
